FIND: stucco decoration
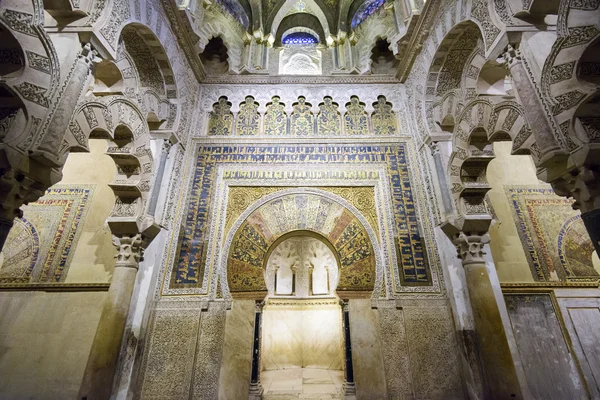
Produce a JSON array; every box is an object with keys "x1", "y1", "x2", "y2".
[
  {"x1": 68, "y1": 96, "x2": 155, "y2": 235},
  {"x1": 317, "y1": 96, "x2": 341, "y2": 135},
  {"x1": 208, "y1": 96, "x2": 234, "y2": 136},
  {"x1": 227, "y1": 192, "x2": 375, "y2": 294},
  {"x1": 236, "y1": 96, "x2": 260, "y2": 136},
  {"x1": 371, "y1": 95, "x2": 396, "y2": 135},
  {"x1": 264, "y1": 96, "x2": 288, "y2": 135},
  {"x1": 290, "y1": 96, "x2": 315, "y2": 136},
  {"x1": 344, "y1": 96, "x2": 369, "y2": 135}
]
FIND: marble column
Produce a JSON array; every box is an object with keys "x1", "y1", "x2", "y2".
[
  {"x1": 147, "y1": 139, "x2": 172, "y2": 217},
  {"x1": 450, "y1": 231, "x2": 523, "y2": 399},
  {"x1": 429, "y1": 141, "x2": 454, "y2": 215},
  {"x1": 248, "y1": 301, "x2": 264, "y2": 400},
  {"x1": 503, "y1": 44, "x2": 566, "y2": 166},
  {"x1": 341, "y1": 300, "x2": 357, "y2": 399},
  {"x1": 78, "y1": 234, "x2": 144, "y2": 400}
]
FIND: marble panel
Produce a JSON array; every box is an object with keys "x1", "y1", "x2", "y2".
[
  {"x1": 348, "y1": 299, "x2": 387, "y2": 400},
  {"x1": 139, "y1": 307, "x2": 202, "y2": 400},
  {"x1": 504, "y1": 293, "x2": 587, "y2": 400},
  {"x1": 403, "y1": 302, "x2": 463, "y2": 400},
  {"x1": 218, "y1": 300, "x2": 255, "y2": 400},
  {"x1": 377, "y1": 302, "x2": 413, "y2": 399},
  {"x1": 193, "y1": 301, "x2": 228, "y2": 400},
  {"x1": 261, "y1": 302, "x2": 343, "y2": 371},
  {"x1": 557, "y1": 294, "x2": 600, "y2": 398}
]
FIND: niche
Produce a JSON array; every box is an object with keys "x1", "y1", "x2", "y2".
[
  {"x1": 200, "y1": 37, "x2": 230, "y2": 75},
  {"x1": 370, "y1": 38, "x2": 398, "y2": 75}
]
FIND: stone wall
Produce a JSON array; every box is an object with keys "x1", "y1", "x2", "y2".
[{"x1": 0, "y1": 139, "x2": 117, "y2": 399}]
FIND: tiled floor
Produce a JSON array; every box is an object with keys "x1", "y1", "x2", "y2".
[{"x1": 261, "y1": 368, "x2": 344, "y2": 400}]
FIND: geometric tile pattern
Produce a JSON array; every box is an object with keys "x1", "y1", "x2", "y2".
[{"x1": 172, "y1": 144, "x2": 429, "y2": 289}]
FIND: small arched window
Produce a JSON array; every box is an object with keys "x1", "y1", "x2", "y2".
[
  {"x1": 351, "y1": 0, "x2": 386, "y2": 29},
  {"x1": 282, "y1": 31, "x2": 318, "y2": 46}
]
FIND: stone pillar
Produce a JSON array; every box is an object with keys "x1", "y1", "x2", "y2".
[
  {"x1": 33, "y1": 43, "x2": 97, "y2": 167},
  {"x1": 449, "y1": 231, "x2": 523, "y2": 399},
  {"x1": 503, "y1": 44, "x2": 566, "y2": 166},
  {"x1": 429, "y1": 141, "x2": 454, "y2": 215},
  {"x1": 341, "y1": 300, "x2": 357, "y2": 400},
  {"x1": 78, "y1": 234, "x2": 144, "y2": 400},
  {"x1": 248, "y1": 301, "x2": 264, "y2": 400}
]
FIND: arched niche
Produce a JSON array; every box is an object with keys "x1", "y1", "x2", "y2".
[
  {"x1": 200, "y1": 36, "x2": 230, "y2": 75},
  {"x1": 370, "y1": 38, "x2": 398, "y2": 75},
  {"x1": 265, "y1": 232, "x2": 339, "y2": 298},
  {"x1": 477, "y1": 60, "x2": 511, "y2": 96},
  {"x1": 226, "y1": 191, "x2": 377, "y2": 299},
  {"x1": 93, "y1": 60, "x2": 124, "y2": 95}
]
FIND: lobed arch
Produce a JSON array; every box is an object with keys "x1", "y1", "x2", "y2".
[
  {"x1": 0, "y1": 3, "x2": 61, "y2": 153},
  {"x1": 66, "y1": 96, "x2": 156, "y2": 234},
  {"x1": 540, "y1": 3, "x2": 600, "y2": 153},
  {"x1": 115, "y1": 23, "x2": 179, "y2": 130},
  {"x1": 275, "y1": 13, "x2": 325, "y2": 46},
  {"x1": 447, "y1": 98, "x2": 533, "y2": 218},
  {"x1": 221, "y1": 188, "x2": 384, "y2": 300}
]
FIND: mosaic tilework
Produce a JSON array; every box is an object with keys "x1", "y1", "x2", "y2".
[
  {"x1": 0, "y1": 185, "x2": 94, "y2": 283},
  {"x1": 172, "y1": 144, "x2": 430, "y2": 289},
  {"x1": 507, "y1": 186, "x2": 599, "y2": 281},
  {"x1": 227, "y1": 193, "x2": 375, "y2": 292}
]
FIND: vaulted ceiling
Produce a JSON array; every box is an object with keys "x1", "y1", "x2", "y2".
[{"x1": 216, "y1": 0, "x2": 384, "y2": 38}]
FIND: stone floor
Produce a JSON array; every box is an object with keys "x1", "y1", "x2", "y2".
[{"x1": 261, "y1": 368, "x2": 344, "y2": 400}]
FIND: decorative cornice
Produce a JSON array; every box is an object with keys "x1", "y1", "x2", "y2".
[
  {"x1": 395, "y1": 0, "x2": 440, "y2": 82},
  {"x1": 160, "y1": 0, "x2": 206, "y2": 82},
  {"x1": 0, "y1": 283, "x2": 111, "y2": 292},
  {"x1": 501, "y1": 282, "x2": 599, "y2": 290},
  {"x1": 202, "y1": 74, "x2": 400, "y2": 85}
]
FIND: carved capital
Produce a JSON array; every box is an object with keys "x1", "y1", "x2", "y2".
[
  {"x1": 112, "y1": 233, "x2": 144, "y2": 269},
  {"x1": 502, "y1": 44, "x2": 521, "y2": 68},
  {"x1": 551, "y1": 165, "x2": 600, "y2": 214},
  {"x1": 161, "y1": 139, "x2": 173, "y2": 154},
  {"x1": 255, "y1": 300, "x2": 265, "y2": 313},
  {"x1": 452, "y1": 231, "x2": 489, "y2": 266},
  {"x1": 429, "y1": 141, "x2": 441, "y2": 157}
]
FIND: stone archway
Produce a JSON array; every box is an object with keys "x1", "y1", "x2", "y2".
[{"x1": 223, "y1": 188, "x2": 381, "y2": 299}]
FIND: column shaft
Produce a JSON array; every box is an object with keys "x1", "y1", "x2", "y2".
[
  {"x1": 454, "y1": 233, "x2": 522, "y2": 399},
  {"x1": 78, "y1": 234, "x2": 143, "y2": 400},
  {"x1": 341, "y1": 301, "x2": 356, "y2": 398},
  {"x1": 249, "y1": 302, "x2": 264, "y2": 399}
]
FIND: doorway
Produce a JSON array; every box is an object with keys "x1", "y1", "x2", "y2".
[{"x1": 260, "y1": 235, "x2": 345, "y2": 399}]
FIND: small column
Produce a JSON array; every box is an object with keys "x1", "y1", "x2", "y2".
[
  {"x1": 429, "y1": 141, "x2": 454, "y2": 215},
  {"x1": 78, "y1": 234, "x2": 144, "y2": 400},
  {"x1": 341, "y1": 300, "x2": 356, "y2": 399},
  {"x1": 503, "y1": 44, "x2": 566, "y2": 166},
  {"x1": 308, "y1": 265, "x2": 314, "y2": 295},
  {"x1": 147, "y1": 139, "x2": 172, "y2": 217},
  {"x1": 248, "y1": 301, "x2": 265, "y2": 400},
  {"x1": 449, "y1": 231, "x2": 523, "y2": 399}
]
